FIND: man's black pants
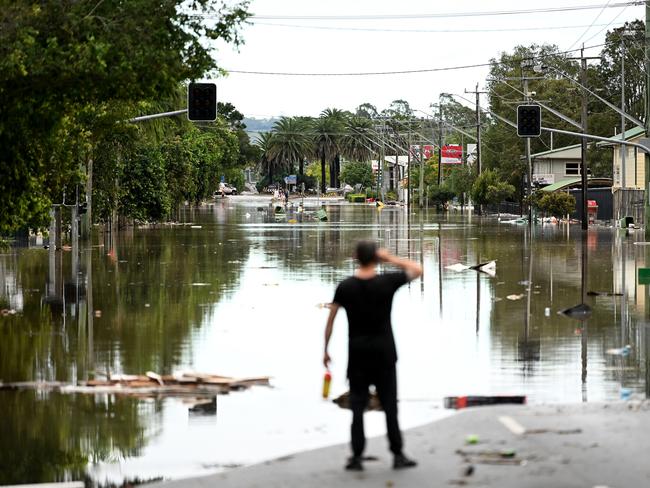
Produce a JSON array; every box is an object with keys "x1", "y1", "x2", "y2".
[{"x1": 348, "y1": 365, "x2": 402, "y2": 457}]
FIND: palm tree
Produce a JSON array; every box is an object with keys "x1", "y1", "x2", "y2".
[
  {"x1": 312, "y1": 116, "x2": 340, "y2": 193},
  {"x1": 268, "y1": 117, "x2": 312, "y2": 177},
  {"x1": 254, "y1": 132, "x2": 279, "y2": 183},
  {"x1": 319, "y1": 108, "x2": 348, "y2": 188},
  {"x1": 340, "y1": 116, "x2": 376, "y2": 163}
]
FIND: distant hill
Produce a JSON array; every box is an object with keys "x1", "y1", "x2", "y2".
[{"x1": 243, "y1": 117, "x2": 279, "y2": 139}]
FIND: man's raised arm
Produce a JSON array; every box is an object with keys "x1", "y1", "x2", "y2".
[{"x1": 376, "y1": 248, "x2": 423, "y2": 281}]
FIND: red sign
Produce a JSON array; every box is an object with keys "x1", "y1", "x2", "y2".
[
  {"x1": 410, "y1": 145, "x2": 435, "y2": 160},
  {"x1": 441, "y1": 145, "x2": 462, "y2": 164}
]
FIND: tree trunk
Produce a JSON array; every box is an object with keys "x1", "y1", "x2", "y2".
[
  {"x1": 299, "y1": 157, "x2": 304, "y2": 176},
  {"x1": 320, "y1": 152, "x2": 326, "y2": 194},
  {"x1": 268, "y1": 161, "x2": 273, "y2": 183},
  {"x1": 334, "y1": 154, "x2": 340, "y2": 188},
  {"x1": 329, "y1": 159, "x2": 335, "y2": 188}
]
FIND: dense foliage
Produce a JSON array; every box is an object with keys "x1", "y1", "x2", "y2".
[
  {"x1": 0, "y1": 0, "x2": 250, "y2": 232},
  {"x1": 340, "y1": 161, "x2": 374, "y2": 188}
]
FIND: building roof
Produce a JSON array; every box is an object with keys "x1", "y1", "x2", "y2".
[
  {"x1": 609, "y1": 126, "x2": 645, "y2": 141},
  {"x1": 530, "y1": 144, "x2": 581, "y2": 160},
  {"x1": 541, "y1": 177, "x2": 613, "y2": 192}
]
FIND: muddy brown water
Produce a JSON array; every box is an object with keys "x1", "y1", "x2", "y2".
[{"x1": 1, "y1": 198, "x2": 648, "y2": 485}]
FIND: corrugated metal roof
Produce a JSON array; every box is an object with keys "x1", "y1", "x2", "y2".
[{"x1": 541, "y1": 177, "x2": 613, "y2": 192}]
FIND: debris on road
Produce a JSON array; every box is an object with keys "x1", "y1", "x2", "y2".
[
  {"x1": 333, "y1": 390, "x2": 383, "y2": 411},
  {"x1": 444, "y1": 395, "x2": 527, "y2": 409}
]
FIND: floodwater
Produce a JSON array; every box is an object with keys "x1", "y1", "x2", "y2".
[{"x1": 1, "y1": 197, "x2": 649, "y2": 486}]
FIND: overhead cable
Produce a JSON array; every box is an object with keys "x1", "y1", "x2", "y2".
[
  {"x1": 246, "y1": 2, "x2": 641, "y2": 20},
  {"x1": 226, "y1": 44, "x2": 605, "y2": 77}
]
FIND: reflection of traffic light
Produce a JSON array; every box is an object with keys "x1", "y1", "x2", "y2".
[
  {"x1": 517, "y1": 105, "x2": 541, "y2": 137},
  {"x1": 187, "y1": 83, "x2": 217, "y2": 121}
]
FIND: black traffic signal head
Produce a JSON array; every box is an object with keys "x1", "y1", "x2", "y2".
[
  {"x1": 188, "y1": 82, "x2": 217, "y2": 122},
  {"x1": 517, "y1": 105, "x2": 541, "y2": 137}
]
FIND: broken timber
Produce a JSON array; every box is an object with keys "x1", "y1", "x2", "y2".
[{"x1": 0, "y1": 371, "x2": 270, "y2": 397}]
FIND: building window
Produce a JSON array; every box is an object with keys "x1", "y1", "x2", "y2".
[
  {"x1": 565, "y1": 162, "x2": 591, "y2": 176},
  {"x1": 566, "y1": 163, "x2": 580, "y2": 175}
]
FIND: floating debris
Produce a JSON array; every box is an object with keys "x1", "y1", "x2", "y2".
[
  {"x1": 558, "y1": 303, "x2": 592, "y2": 320},
  {"x1": 190, "y1": 225, "x2": 202, "y2": 229},
  {"x1": 506, "y1": 294, "x2": 525, "y2": 301},
  {"x1": 606, "y1": 345, "x2": 631, "y2": 356},
  {"x1": 0, "y1": 371, "x2": 270, "y2": 397},
  {"x1": 587, "y1": 291, "x2": 623, "y2": 297}
]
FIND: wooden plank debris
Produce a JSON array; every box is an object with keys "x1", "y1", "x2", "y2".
[{"x1": 0, "y1": 372, "x2": 270, "y2": 398}]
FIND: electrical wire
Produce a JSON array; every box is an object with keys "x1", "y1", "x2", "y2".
[
  {"x1": 226, "y1": 44, "x2": 606, "y2": 77},
  {"x1": 244, "y1": 2, "x2": 640, "y2": 21},
  {"x1": 252, "y1": 21, "x2": 628, "y2": 34},
  {"x1": 566, "y1": 0, "x2": 613, "y2": 52},
  {"x1": 582, "y1": 4, "x2": 631, "y2": 44}
]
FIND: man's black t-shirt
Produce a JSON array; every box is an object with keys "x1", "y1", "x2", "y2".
[{"x1": 333, "y1": 271, "x2": 408, "y2": 375}]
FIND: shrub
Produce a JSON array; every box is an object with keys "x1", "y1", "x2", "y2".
[{"x1": 346, "y1": 193, "x2": 367, "y2": 203}]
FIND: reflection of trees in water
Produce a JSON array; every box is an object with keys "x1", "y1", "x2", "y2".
[
  {"x1": 257, "y1": 205, "x2": 416, "y2": 281},
  {"x1": 0, "y1": 215, "x2": 249, "y2": 483},
  {"x1": 0, "y1": 391, "x2": 148, "y2": 485},
  {"x1": 92, "y1": 225, "x2": 249, "y2": 374}
]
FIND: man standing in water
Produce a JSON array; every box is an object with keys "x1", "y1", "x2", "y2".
[{"x1": 323, "y1": 241, "x2": 422, "y2": 471}]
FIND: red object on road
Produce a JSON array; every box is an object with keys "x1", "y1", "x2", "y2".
[{"x1": 444, "y1": 395, "x2": 527, "y2": 409}]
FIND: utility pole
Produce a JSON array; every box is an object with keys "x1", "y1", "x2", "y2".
[
  {"x1": 645, "y1": 0, "x2": 650, "y2": 237},
  {"x1": 465, "y1": 84, "x2": 487, "y2": 215},
  {"x1": 407, "y1": 120, "x2": 412, "y2": 208},
  {"x1": 476, "y1": 83, "x2": 482, "y2": 177},
  {"x1": 621, "y1": 34, "x2": 627, "y2": 189},
  {"x1": 437, "y1": 102, "x2": 443, "y2": 186},
  {"x1": 580, "y1": 46, "x2": 589, "y2": 231}
]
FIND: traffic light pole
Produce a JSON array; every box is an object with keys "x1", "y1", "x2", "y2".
[{"x1": 524, "y1": 78, "x2": 533, "y2": 226}]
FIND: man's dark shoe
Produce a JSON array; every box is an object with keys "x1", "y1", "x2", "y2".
[
  {"x1": 345, "y1": 456, "x2": 364, "y2": 471},
  {"x1": 393, "y1": 453, "x2": 417, "y2": 469}
]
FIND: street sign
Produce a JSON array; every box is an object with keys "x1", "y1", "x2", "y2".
[{"x1": 441, "y1": 145, "x2": 462, "y2": 164}]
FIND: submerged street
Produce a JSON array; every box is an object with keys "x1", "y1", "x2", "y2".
[{"x1": 1, "y1": 197, "x2": 649, "y2": 485}]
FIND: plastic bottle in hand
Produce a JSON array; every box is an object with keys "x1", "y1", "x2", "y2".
[{"x1": 322, "y1": 371, "x2": 332, "y2": 399}]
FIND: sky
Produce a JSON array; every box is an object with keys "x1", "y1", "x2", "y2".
[{"x1": 210, "y1": 0, "x2": 643, "y2": 119}]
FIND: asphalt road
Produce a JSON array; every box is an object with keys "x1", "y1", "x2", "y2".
[{"x1": 151, "y1": 401, "x2": 650, "y2": 488}]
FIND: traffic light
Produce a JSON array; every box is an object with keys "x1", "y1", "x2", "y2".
[
  {"x1": 517, "y1": 105, "x2": 541, "y2": 137},
  {"x1": 187, "y1": 82, "x2": 217, "y2": 122}
]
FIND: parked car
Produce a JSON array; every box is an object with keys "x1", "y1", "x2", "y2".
[{"x1": 215, "y1": 182, "x2": 237, "y2": 196}]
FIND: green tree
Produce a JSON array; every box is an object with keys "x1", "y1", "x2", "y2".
[
  {"x1": 340, "y1": 116, "x2": 376, "y2": 163},
  {"x1": 254, "y1": 132, "x2": 279, "y2": 183},
  {"x1": 0, "y1": 0, "x2": 250, "y2": 233},
  {"x1": 320, "y1": 108, "x2": 348, "y2": 188},
  {"x1": 269, "y1": 117, "x2": 313, "y2": 176},
  {"x1": 312, "y1": 114, "x2": 342, "y2": 193},
  {"x1": 536, "y1": 192, "x2": 576, "y2": 218},
  {"x1": 340, "y1": 161, "x2": 374, "y2": 188},
  {"x1": 471, "y1": 169, "x2": 515, "y2": 208}
]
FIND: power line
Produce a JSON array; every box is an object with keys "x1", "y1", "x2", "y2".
[
  {"x1": 245, "y1": 2, "x2": 641, "y2": 20},
  {"x1": 566, "y1": 0, "x2": 614, "y2": 51},
  {"x1": 226, "y1": 44, "x2": 606, "y2": 77},
  {"x1": 252, "y1": 21, "x2": 628, "y2": 34},
  {"x1": 582, "y1": 4, "x2": 631, "y2": 44}
]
